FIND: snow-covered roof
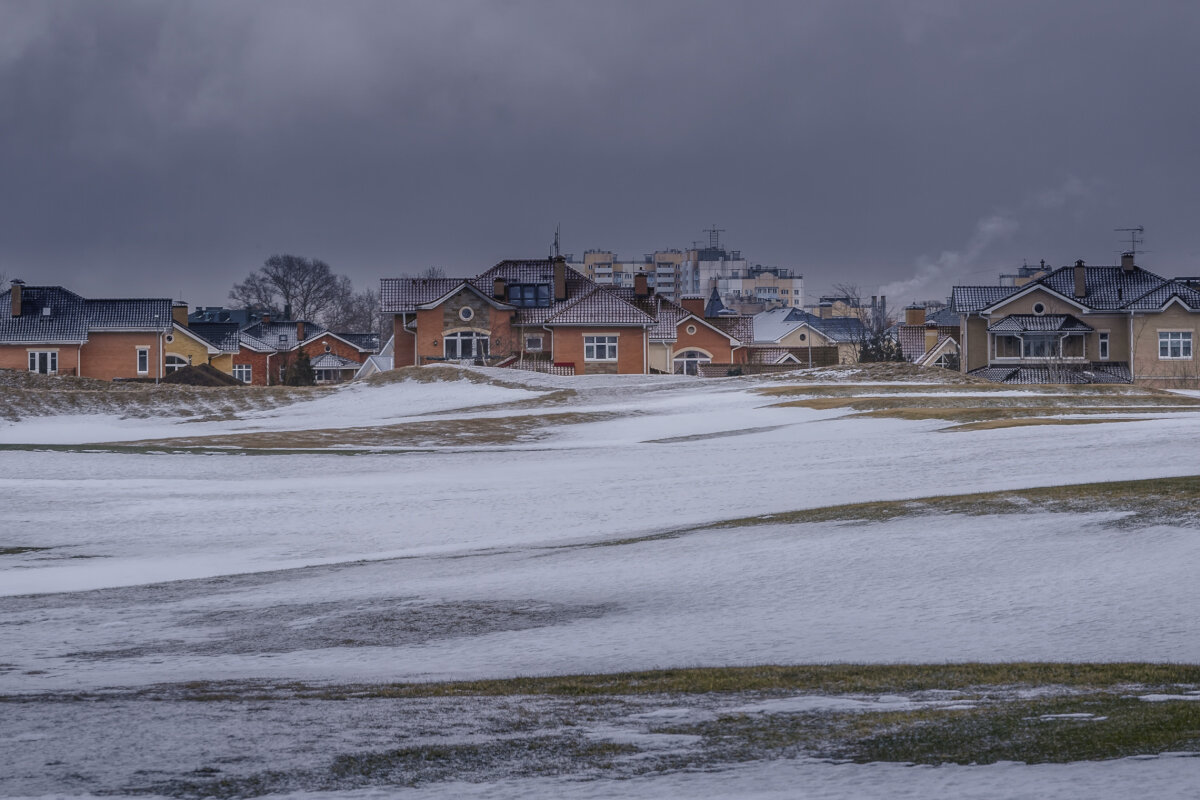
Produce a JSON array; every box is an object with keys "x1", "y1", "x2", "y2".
[
  {"x1": 987, "y1": 314, "x2": 1092, "y2": 333},
  {"x1": 0, "y1": 285, "x2": 173, "y2": 344}
]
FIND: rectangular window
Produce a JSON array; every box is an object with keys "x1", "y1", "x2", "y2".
[
  {"x1": 280, "y1": 365, "x2": 287, "y2": 382},
  {"x1": 28, "y1": 350, "x2": 58, "y2": 374},
  {"x1": 1159, "y1": 331, "x2": 1193, "y2": 359},
  {"x1": 584, "y1": 335, "x2": 618, "y2": 361},
  {"x1": 994, "y1": 335, "x2": 1021, "y2": 359},
  {"x1": 233, "y1": 364, "x2": 252, "y2": 383},
  {"x1": 507, "y1": 284, "x2": 551, "y2": 308},
  {"x1": 1022, "y1": 335, "x2": 1058, "y2": 358},
  {"x1": 525, "y1": 336, "x2": 543, "y2": 352},
  {"x1": 136, "y1": 347, "x2": 150, "y2": 375},
  {"x1": 1098, "y1": 331, "x2": 1109, "y2": 360}
]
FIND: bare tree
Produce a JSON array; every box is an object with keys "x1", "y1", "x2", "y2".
[
  {"x1": 230, "y1": 255, "x2": 349, "y2": 322},
  {"x1": 324, "y1": 287, "x2": 384, "y2": 335},
  {"x1": 831, "y1": 282, "x2": 902, "y2": 362}
]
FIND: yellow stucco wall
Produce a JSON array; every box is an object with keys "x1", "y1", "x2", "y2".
[
  {"x1": 1132, "y1": 305, "x2": 1200, "y2": 385},
  {"x1": 166, "y1": 327, "x2": 217, "y2": 370}
]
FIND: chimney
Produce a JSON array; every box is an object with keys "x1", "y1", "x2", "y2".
[
  {"x1": 904, "y1": 304, "x2": 925, "y2": 326},
  {"x1": 553, "y1": 257, "x2": 567, "y2": 301},
  {"x1": 262, "y1": 313, "x2": 272, "y2": 325},
  {"x1": 925, "y1": 322, "x2": 939, "y2": 354},
  {"x1": 172, "y1": 301, "x2": 188, "y2": 327},
  {"x1": 680, "y1": 295, "x2": 705, "y2": 317},
  {"x1": 296, "y1": 321, "x2": 306, "y2": 342},
  {"x1": 634, "y1": 272, "x2": 649, "y2": 298},
  {"x1": 493, "y1": 277, "x2": 507, "y2": 300},
  {"x1": 818, "y1": 301, "x2": 833, "y2": 319},
  {"x1": 10, "y1": 279, "x2": 23, "y2": 317},
  {"x1": 1121, "y1": 252, "x2": 1136, "y2": 273},
  {"x1": 1074, "y1": 260, "x2": 1086, "y2": 298}
]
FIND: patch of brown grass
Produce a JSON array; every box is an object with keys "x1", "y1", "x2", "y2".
[
  {"x1": 112, "y1": 411, "x2": 619, "y2": 450},
  {"x1": 945, "y1": 417, "x2": 1149, "y2": 432}
]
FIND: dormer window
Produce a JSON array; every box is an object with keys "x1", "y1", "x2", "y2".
[
  {"x1": 278, "y1": 334, "x2": 287, "y2": 345},
  {"x1": 507, "y1": 283, "x2": 551, "y2": 307}
]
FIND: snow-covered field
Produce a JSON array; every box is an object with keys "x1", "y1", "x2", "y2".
[{"x1": 3, "y1": 367, "x2": 1200, "y2": 797}]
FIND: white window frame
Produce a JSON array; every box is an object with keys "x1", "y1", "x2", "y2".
[
  {"x1": 164, "y1": 354, "x2": 189, "y2": 373},
  {"x1": 136, "y1": 347, "x2": 150, "y2": 375},
  {"x1": 233, "y1": 363, "x2": 253, "y2": 383},
  {"x1": 584, "y1": 334, "x2": 618, "y2": 362},
  {"x1": 1158, "y1": 330, "x2": 1193, "y2": 360},
  {"x1": 444, "y1": 331, "x2": 489, "y2": 360},
  {"x1": 1098, "y1": 331, "x2": 1109, "y2": 360},
  {"x1": 27, "y1": 349, "x2": 58, "y2": 375},
  {"x1": 672, "y1": 349, "x2": 712, "y2": 375},
  {"x1": 525, "y1": 336, "x2": 543, "y2": 352}
]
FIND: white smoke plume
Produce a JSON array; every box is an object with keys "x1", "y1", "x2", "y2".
[{"x1": 879, "y1": 213, "x2": 1018, "y2": 304}]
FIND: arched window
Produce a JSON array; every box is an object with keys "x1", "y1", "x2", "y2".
[
  {"x1": 444, "y1": 332, "x2": 490, "y2": 360},
  {"x1": 165, "y1": 354, "x2": 189, "y2": 373},
  {"x1": 673, "y1": 349, "x2": 711, "y2": 375}
]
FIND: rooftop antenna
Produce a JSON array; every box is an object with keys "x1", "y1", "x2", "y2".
[
  {"x1": 704, "y1": 225, "x2": 725, "y2": 250},
  {"x1": 1115, "y1": 225, "x2": 1145, "y2": 257},
  {"x1": 552, "y1": 224, "x2": 561, "y2": 259}
]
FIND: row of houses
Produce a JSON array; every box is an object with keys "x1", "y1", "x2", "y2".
[
  {"x1": 380, "y1": 258, "x2": 865, "y2": 376},
  {"x1": 7, "y1": 252, "x2": 1198, "y2": 386},
  {"x1": 0, "y1": 280, "x2": 380, "y2": 384}
]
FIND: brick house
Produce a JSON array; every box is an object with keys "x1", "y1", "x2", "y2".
[
  {"x1": 381, "y1": 259, "x2": 753, "y2": 375},
  {"x1": 222, "y1": 317, "x2": 380, "y2": 386},
  {"x1": 896, "y1": 304, "x2": 960, "y2": 368},
  {"x1": 1, "y1": 280, "x2": 175, "y2": 380}
]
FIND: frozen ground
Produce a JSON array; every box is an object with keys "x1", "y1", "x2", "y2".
[{"x1": 2, "y1": 367, "x2": 1200, "y2": 797}]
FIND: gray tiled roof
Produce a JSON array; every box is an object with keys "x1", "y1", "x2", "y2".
[
  {"x1": 543, "y1": 286, "x2": 654, "y2": 326},
  {"x1": 969, "y1": 362, "x2": 1131, "y2": 384},
  {"x1": 310, "y1": 352, "x2": 358, "y2": 369},
  {"x1": 380, "y1": 278, "x2": 469, "y2": 313},
  {"x1": 188, "y1": 322, "x2": 242, "y2": 352},
  {"x1": 926, "y1": 305, "x2": 959, "y2": 326},
  {"x1": 897, "y1": 326, "x2": 929, "y2": 361},
  {"x1": 603, "y1": 288, "x2": 679, "y2": 340},
  {"x1": 0, "y1": 286, "x2": 89, "y2": 343},
  {"x1": 472, "y1": 261, "x2": 593, "y2": 325},
  {"x1": 0, "y1": 286, "x2": 172, "y2": 344},
  {"x1": 242, "y1": 321, "x2": 328, "y2": 351},
  {"x1": 1037, "y1": 266, "x2": 1166, "y2": 310},
  {"x1": 953, "y1": 265, "x2": 1200, "y2": 313},
  {"x1": 238, "y1": 330, "x2": 276, "y2": 352},
  {"x1": 950, "y1": 286, "x2": 1018, "y2": 313},
  {"x1": 707, "y1": 315, "x2": 754, "y2": 343},
  {"x1": 987, "y1": 314, "x2": 1093, "y2": 333},
  {"x1": 753, "y1": 307, "x2": 866, "y2": 344},
  {"x1": 1124, "y1": 283, "x2": 1200, "y2": 310},
  {"x1": 86, "y1": 298, "x2": 174, "y2": 329}
]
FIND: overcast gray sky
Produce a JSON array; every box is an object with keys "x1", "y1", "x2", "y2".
[{"x1": 3, "y1": 0, "x2": 1199, "y2": 306}]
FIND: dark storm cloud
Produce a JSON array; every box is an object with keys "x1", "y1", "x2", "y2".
[{"x1": 2, "y1": 0, "x2": 1199, "y2": 304}]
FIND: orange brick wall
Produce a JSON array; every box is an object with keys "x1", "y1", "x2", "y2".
[
  {"x1": 0, "y1": 344, "x2": 82, "y2": 375},
  {"x1": 79, "y1": 332, "x2": 164, "y2": 380},
  {"x1": 673, "y1": 320, "x2": 737, "y2": 364},
  {"x1": 298, "y1": 334, "x2": 363, "y2": 363},
  {"x1": 412, "y1": 302, "x2": 516, "y2": 363},
  {"x1": 393, "y1": 318, "x2": 416, "y2": 367},
  {"x1": 551, "y1": 327, "x2": 647, "y2": 374},
  {"x1": 231, "y1": 348, "x2": 274, "y2": 386}
]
